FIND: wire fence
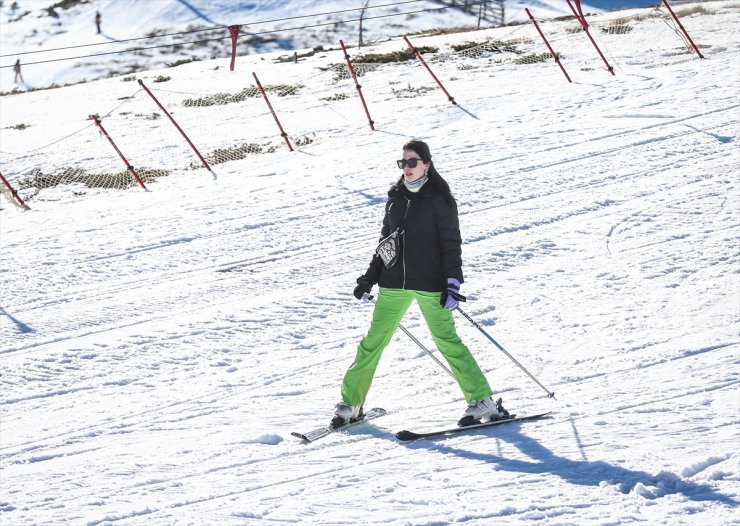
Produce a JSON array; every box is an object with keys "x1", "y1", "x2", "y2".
[{"x1": 0, "y1": 2, "x2": 723, "y2": 208}]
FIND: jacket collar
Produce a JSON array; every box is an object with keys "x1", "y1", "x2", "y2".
[{"x1": 389, "y1": 177, "x2": 437, "y2": 199}]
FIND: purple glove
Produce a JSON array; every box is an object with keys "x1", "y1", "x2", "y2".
[{"x1": 441, "y1": 278, "x2": 466, "y2": 310}]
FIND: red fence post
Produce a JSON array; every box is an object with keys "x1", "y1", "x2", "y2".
[
  {"x1": 138, "y1": 79, "x2": 215, "y2": 178},
  {"x1": 661, "y1": 0, "x2": 704, "y2": 58},
  {"x1": 525, "y1": 8, "x2": 572, "y2": 83},
  {"x1": 339, "y1": 39, "x2": 375, "y2": 130},
  {"x1": 566, "y1": 0, "x2": 615, "y2": 76},
  {"x1": 0, "y1": 170, "x2": 30, "y2": 210},
  {"x1": 89, "y1": 114, "x2": 147, "y2": 190},
  {"x1": 252, "y1": 72, "x2": 294, "y2": 152},
  {"x1": 573, "y1": 0, "x2": 587, "y2": 22},
  {"x1": 228, "y1": 25, "x2": 243, "y2": 71},
  {"x1": 403, "y1": 35, "x2": 457, "y2": 105}
]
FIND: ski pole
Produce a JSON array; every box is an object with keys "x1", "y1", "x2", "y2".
[
  {"x1": 456, "y1": 307, "x2": 556, "y2": 398},
  {"x1": 368, "y1": 297, "x2": 456, "y2": 380}
]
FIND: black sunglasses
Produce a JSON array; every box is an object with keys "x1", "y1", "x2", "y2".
[{"x1": 396, "y1": 158, "x2": 424, "y2": 169}]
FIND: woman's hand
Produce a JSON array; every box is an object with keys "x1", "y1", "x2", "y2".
[
  {"x1": 441, "y1": 278, "x2": 466, "y2": 310},
  {"x1": 353, "y1": 275, "x2": 374, "y2": 302}
]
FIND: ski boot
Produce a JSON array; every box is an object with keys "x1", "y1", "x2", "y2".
[
  {"x1": 458, "y1": 396, "x2": 509, "y2": 427},
  {"x1": 331, "y1": 401, "x2": 364, "y2": 428}
]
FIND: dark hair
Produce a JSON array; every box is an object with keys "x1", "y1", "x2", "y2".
[{"x1": 396, "y1": 138, "x2": 457, "y2": 208}]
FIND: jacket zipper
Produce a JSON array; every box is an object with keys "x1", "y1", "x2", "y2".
[{"x1": 402, "y1": 197, "x2": 410, "y2": 289}]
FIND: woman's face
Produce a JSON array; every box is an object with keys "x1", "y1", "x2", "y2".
[{"x1": 402, "y1": 149, "x2": 430, "y2": 183}]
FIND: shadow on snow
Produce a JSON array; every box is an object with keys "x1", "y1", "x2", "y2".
[
  {"x1": 0, "y1": 306, "x2": 34, "y2": 334},
  {"x1": 402, "y1": 424, "x2": 737, "y2": 507}
]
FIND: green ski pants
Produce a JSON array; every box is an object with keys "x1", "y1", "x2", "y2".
[{"x1": 341, "y1": 287, "x2": 493, "y2": 407}]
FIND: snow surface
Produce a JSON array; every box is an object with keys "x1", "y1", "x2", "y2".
[{"x1": 1, "y1": 1, "x2": 739, "y2": 525}]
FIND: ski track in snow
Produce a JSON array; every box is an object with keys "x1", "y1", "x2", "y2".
[{"x1": 1, "y1": 2, "x2": 739, "y2": 525}]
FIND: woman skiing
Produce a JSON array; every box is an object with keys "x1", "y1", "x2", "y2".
[{"x1": 332, "y1": 139, "x2": 507, "y2": 428}]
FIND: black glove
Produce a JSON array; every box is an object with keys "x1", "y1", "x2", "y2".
[{"x1": 353, "y1": 275, "x2": 373, "y2": 301}]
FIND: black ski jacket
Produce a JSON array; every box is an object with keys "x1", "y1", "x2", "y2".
[{"x1": 363, "y1": 177, "x2": 463, "y2": 292}]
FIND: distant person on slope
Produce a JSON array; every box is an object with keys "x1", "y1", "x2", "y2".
[
  {"x1": 13, "y1": 59, "x2": 23, "y2": 84},
  {"x1": 95, "y1": 11, "x2": 101, "y2": 34},
  {"x1": 332, "y1": 138, "x2": 508, "y2": 428}
]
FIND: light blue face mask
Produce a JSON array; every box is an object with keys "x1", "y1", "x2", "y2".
[{"x1": 404, "y1": 174, "x2": 428, "y2": 192}]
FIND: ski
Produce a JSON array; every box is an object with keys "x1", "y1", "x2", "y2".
[
  {"x1": 395, "y1": 412, "x2": 552, "y2": 441},
  {"x1": 292, "y1": 407, "x2": 387, "y2": 442}
]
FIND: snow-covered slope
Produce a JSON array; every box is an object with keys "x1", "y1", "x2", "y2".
[
  {"x1": 0, "y1": 0, "x2": 618, "y2": 91},
  {"x1": 1, "y1": 1, "x2": 739, "y2": 525}
]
